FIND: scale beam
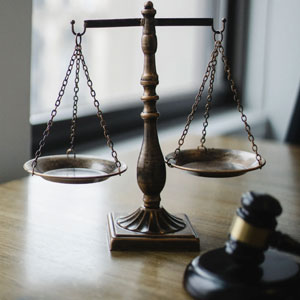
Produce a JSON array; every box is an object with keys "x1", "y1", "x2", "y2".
[{"x1": 84, "y1": 18, "x2": 213, "y2": 29}]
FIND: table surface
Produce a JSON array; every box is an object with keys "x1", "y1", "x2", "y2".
[{"x1": 0, "y1": 135, "x2": 299, "y2": 300}]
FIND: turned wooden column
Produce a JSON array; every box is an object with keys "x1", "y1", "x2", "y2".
[
  {"x1": 138, "y1": 1, "x2": 165, "y2": 209},
  {"x1": 108, "y1": 2, "x2": 199, "y2": 249},
  {"x1": 116, "y1": 2, "x2": 186, "y2": 234}
]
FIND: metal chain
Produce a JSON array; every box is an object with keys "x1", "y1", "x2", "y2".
[
  {"x1": 67, "y1": 45, "x2": 81, "y2": 157},
  {"x1": 168, "y1": 44, "x2": 220, "y2": 164},
  {"x1": 200, "y1": 42, "x2": 219, "y2": 148},
  {"x1": 79, "y1": 49, "x2": 122, "y2": 170},
  {"x1": 218, "y1": 43, "x2": 263, "y2": 166},
  {"x1": 31, "y1": 48, "x2": 77, "y2": 174}
]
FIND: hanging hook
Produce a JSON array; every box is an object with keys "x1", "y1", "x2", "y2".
[
  {"x1": 71, "y1": 20, "x2": 86, "y2": 36},
  {"x1": 212, "y1": 18, "x2": 226, "y2": 34}
]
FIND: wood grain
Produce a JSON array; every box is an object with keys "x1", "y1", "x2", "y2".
[{"x1": 0, "y1": 136, "x2": 299, "y2": 299}]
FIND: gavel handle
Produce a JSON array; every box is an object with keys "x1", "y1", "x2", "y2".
[{"x1": 270, "y1": 231, "x2": 300, "y2": 257}]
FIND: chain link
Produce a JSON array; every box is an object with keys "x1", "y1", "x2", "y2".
[
  {"x1": 31, "y1": 48, "x2": 77, "y2": 174},
  {"x1": 67, "y1": 44, "x2": 81, "y2": 157},
  {"x1": 79, "y1": 49, "x2": 122, "y2": 170},
  {"x1": 218, "y1": 43, "x2": 263, "y2": 166},
  {"x1": 200, "y1": 42, "x2": 219, "y2": 148}
]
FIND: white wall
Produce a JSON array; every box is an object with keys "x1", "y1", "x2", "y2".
[
  {"x1": 0, "y1": 0, "x2": 32, "y2": 182},
  {"x1": 244, "y1": 0, "x2": 300, "y2": 141}
]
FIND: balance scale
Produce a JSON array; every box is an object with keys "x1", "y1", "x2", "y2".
[{"x1": 24, "y1": 1, "x2": 265, "y2": 251}]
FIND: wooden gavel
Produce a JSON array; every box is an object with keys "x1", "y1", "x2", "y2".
[
  {"x1": 184, "y1": 191, "x2": 300, "y2": 300},
  {"x1": 226, "y1": 191, "x2": 300, "y2": 265}
]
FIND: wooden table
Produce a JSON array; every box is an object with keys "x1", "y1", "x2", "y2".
[{"x1": 0, "y1": 136, "x2": 299, "y2": 299}]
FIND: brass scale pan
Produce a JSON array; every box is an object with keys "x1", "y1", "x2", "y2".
[
  {"x1": 24, "y1": 155, "x2": 127, "y2": 184},
  {"x1": 165, "y1": 148, "x2": 265, "y2": 178}
]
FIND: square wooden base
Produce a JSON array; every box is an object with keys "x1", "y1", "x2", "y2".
[{"x1": 107, "y1": 212, "x2": 200, "y2": 251}]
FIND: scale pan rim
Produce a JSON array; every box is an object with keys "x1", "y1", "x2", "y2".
[
  {"x1": 165, "y1": 148, "x2": 265, "y2": 178},
  {"x1": 23, "y1": 154, "x2": 127, "y2": 184}
]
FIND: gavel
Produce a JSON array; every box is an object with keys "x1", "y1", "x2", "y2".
[
  {"x1": 184, "y1": 191, "x2": 300, "y2": 300},
  {"x1": 226, "y1": 191, "x2": 300, "y2": 265}
]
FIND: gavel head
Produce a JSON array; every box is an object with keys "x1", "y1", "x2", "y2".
[{"x1": 225, "y1": 191, "x2": 282, "y2": 265}]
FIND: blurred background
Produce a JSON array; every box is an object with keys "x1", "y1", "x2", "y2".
[{"x1": 0, "y1": 0, "x2": 299, "y2": 183}]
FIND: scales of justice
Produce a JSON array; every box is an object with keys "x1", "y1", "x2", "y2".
[{"x1": 24, "y1": 1, "x2": 265, "y2": 251}]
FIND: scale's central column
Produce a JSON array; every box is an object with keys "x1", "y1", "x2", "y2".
[
  {"x1": 107, "y1": 1, "x2": 199, "y2": 250},
  {"x1": 138, "y1": 1, "x2": 165, "y2": 210}
]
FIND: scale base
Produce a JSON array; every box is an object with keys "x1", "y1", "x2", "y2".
[
  {"x1": 184, "y1": 248, "x2": 300, "y2": 300},
  {"x1": 107, "y1": 212, "x2": 200, "y2": 251}
]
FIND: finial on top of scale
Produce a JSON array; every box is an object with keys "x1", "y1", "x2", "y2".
[{"x1": 144, "y1": 1, "x2": 153, "y2": 9}]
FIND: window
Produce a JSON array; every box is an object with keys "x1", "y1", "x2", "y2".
[{"x1": 31, "y1": 0, "x2": 236, "y2": 154}]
